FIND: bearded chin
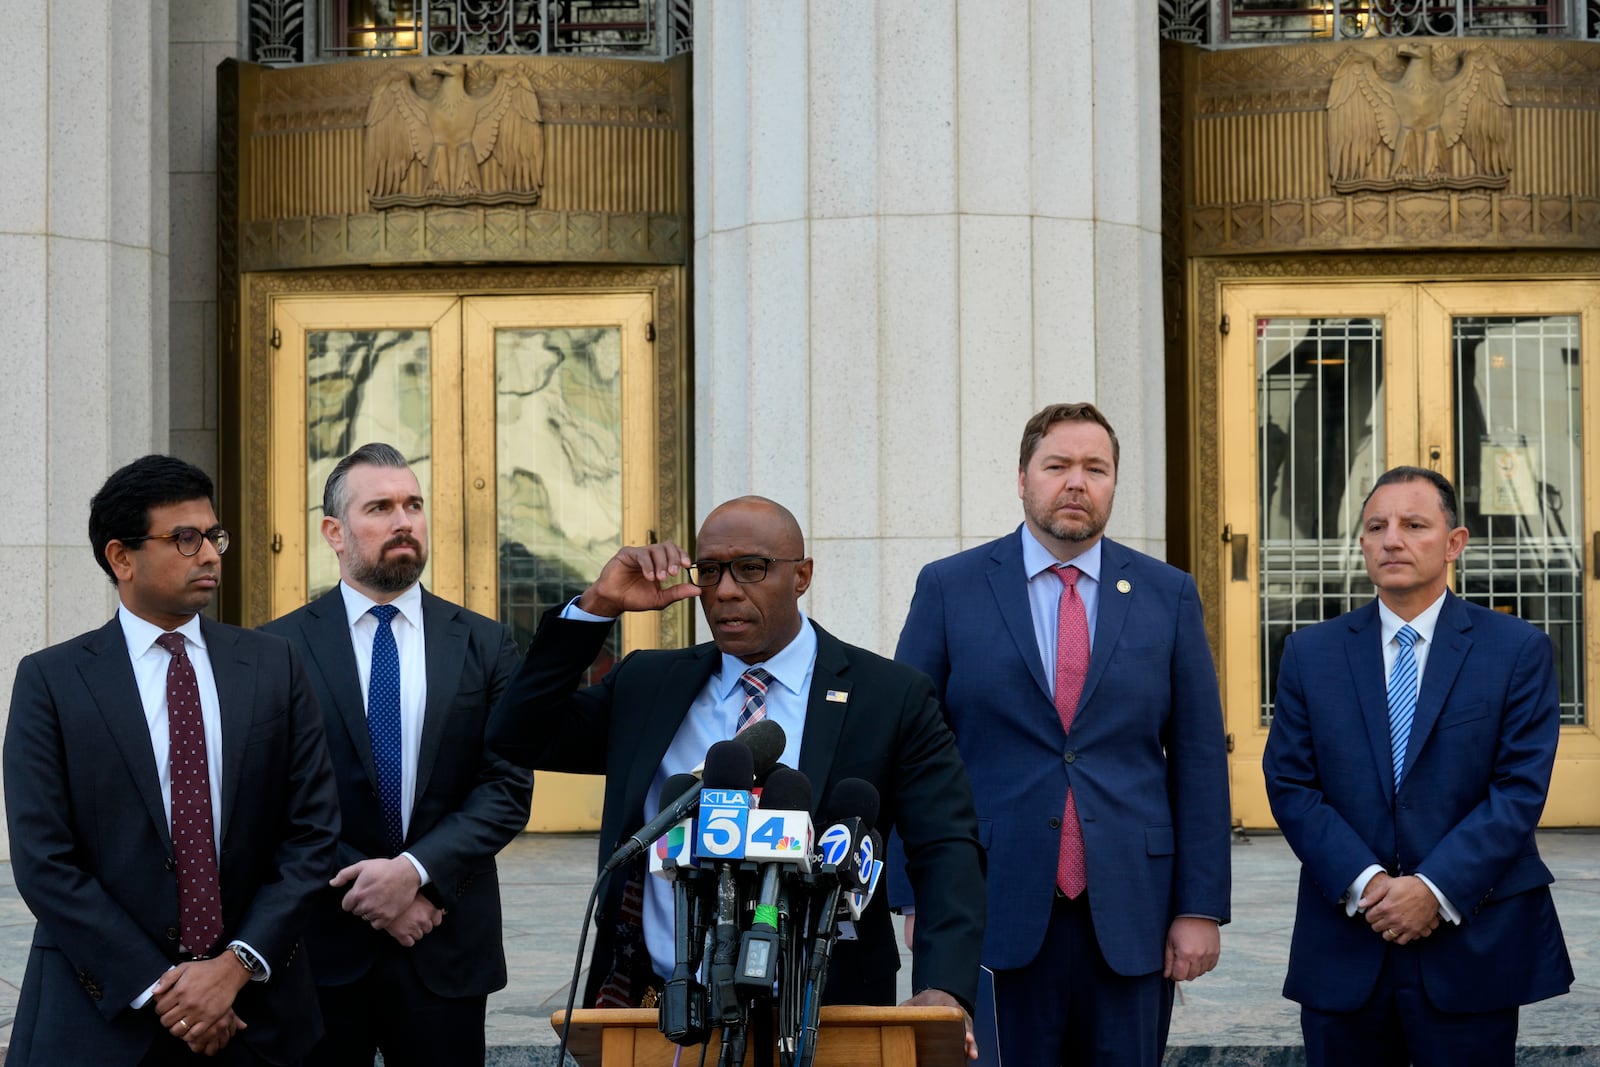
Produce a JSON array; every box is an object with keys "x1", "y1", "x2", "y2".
[
  {"x1": 356, "y1": 553, "x2": 426, "y2": 594},
  {"x1": 1048, "y1": 516, "x2": 1102, "y2": 544}
]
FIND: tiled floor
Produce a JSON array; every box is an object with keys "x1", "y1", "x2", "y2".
[{"x1": 5, "y1": 830, "x2": 1600, "y2": 1063}]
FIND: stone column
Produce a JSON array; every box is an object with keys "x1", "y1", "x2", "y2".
[
  {"x1": 693, "y1": 0, "x2": 1165, "y2": 654},
  {"x1": 0, "y1": 1, "x2": 170, "y2": 852}
]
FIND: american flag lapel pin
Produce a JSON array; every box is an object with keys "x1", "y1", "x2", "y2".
[{"x1": 826, "y1": 689, "x2": 849, "y2": 703}]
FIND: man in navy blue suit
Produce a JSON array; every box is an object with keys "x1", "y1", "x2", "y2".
[
  {"x1": 1264, "y1": 466, "x2": 1571, "y2": 1066},
  {"x1": 894, "y1": 402, "x2": 1232, "y2": 1066}
]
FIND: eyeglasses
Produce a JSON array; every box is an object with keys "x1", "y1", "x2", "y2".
[
  {"x1": 117, "y1": 526, "x2": 231, "y2": 557},
  {"x1": 687, "y1": 555, "x2": 806, "y2": 587}
]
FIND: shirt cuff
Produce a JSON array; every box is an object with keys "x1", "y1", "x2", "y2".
[
  {"x1": 229, "y1": 940, "x2": 272, "y2": 983},
  {"x1": 560, "y1": 596, "x2": 615, "y2": 623},
  {"x1": 401, "y1": 851, "x2": 431, "y2": 887},
  {"x1": 1415, "y1": 874, "x2": 1461, "y2": 924},
  {"x1": 1344, "y1": 864, "x2": 1385, "y2": 916},
  {"x1": 133, "y1": 967, "x2": 173, "y2": 1009}
]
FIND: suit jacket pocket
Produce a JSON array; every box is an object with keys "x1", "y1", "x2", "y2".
[
  {"x1": 1435, "y1": 701, "x2": 1489, "y2": 730},
  {"x1": 1145, "y1": 825, "x2": 1175, "y2": 856}
]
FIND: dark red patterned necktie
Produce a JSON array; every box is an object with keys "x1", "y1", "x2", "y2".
[{"x1": 157, "y1": 633, "x2": 224, "y2": 956}]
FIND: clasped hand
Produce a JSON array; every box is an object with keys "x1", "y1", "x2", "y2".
[
  {"x1": 152, "y1": 957, "x2": 249, "y2": 1055},
  {"x1": 1359, "y1": 872, "x2": 1442, "y2": 945}
]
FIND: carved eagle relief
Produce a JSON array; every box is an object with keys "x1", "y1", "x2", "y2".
[
  {"x1": 365, "y1": 61, "x2": 545, "y2": 208},
  {"x1": 1327, "y1": 43, "x2": 1511, "y2": 193}
]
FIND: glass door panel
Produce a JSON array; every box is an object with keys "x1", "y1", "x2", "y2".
[
  {"x1": 1220, "y1": 284, "x2": 1415, "y2": 827},
  {"x1": 269, "y1": 295, "x2": 463, "y2": 617}
]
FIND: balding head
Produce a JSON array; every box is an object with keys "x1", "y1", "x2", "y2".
[{"x1": 694, "y1": 496, "x2": 812, "y2": 664}]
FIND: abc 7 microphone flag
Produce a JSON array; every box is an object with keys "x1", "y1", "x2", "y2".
[{"x1": 645, "y1": 748, "x2": 883, "y2": 1064}]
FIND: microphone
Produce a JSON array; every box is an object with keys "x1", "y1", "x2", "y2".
[
  {"x1": 698, "y1": 742, "x2": 756, "y2": 1027},
  {"x1": 798, "y1": 778, "x2": 881, "y2": 1067},
  {"x1": 736, "y1": 767, "x2": 814, "y2": 992},
  {"x1": 601, "y1": 720, "x2": 786, "y2": 875},
  {"x1": 657, "y1": 773, "x2": 711, "y2": 1045},
  {"x1": 844, "y1": 829, "x2": 885, "y2": 924}
]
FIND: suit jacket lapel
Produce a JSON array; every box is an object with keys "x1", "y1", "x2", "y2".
[
  {"x1": 1343, "y1": 602, "x2": 1397, "y2": 804},
  {"x1": 204, "y1": 618, "x2": 256, "y2": 841},
  {"x1": 1402, "y1": 592, "x2": 1472, "y2": 781},
  {"x1": 1079, "y1": 539, "x2": 1134, "y2": 711},
  {"x1": 620, "y1": 645, "x2": 717, "y2": 832},
  {"x1": 988, "y1": 532, "x2": 1052, "y2": 701},
  {"x1": 416, "y1": 589, "x2": 466, "y2": 804},
  {"x1": 78, "y1": 618, "x2": 172, "y2": 851},
  {"x1": 302, "y1": 586, "x2": 379, "y2": 789},
  {"x1": 799, "y1": 624, "x2": 852, "y2": 798}
]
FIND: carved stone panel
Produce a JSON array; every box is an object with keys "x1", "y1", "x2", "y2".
[{"x1": 1177, "y1": 39, "x2": 1600, "y2": 255}]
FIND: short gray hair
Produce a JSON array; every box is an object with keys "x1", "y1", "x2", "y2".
[{"x1": 323, "y1": 442, "x2": 411, "y2": 521}]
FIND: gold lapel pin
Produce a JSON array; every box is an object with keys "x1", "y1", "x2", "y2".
[{"x1": 1117, "y1": 579, "x2": 1132, "y2": 593}]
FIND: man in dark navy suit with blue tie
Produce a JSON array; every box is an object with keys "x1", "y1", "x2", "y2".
[
  {"x1": 263, "y1": 443, "x2": 532, "y2": 1066},
  {"x1": 1265, "y1": 466, "x2": 1572, "y2": 1066}
]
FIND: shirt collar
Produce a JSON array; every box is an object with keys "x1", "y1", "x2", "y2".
[
  {"x1": 1019, "y1": 524, "x2": 1103, "y2": 585},
  {"x1": 339, "y1": 580, "x2": 424, "y2": 630},
  {"x1": 117, "y1": 604, "x2": 207, "y2": 656},
  {"x1": 716, "y1": 614, "x2": 817, "y2": 699},
  {"x1": 1376, "y1": 590, "x2": 1448, "y2": 648}
]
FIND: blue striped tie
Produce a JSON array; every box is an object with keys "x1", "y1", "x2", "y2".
[
  {"x1": 368, "y1": 604, "x2": 405, "y2": 855},
  {"x1": 1388, "y1": 625, "x2": 1420, "y2": 787}
]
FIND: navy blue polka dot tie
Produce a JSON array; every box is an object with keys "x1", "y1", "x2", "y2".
[
  {"x1": 157, "y1": 633, "x2": 223, "y2": 956},
  {"x1": 368, "y1": 605, "x2": 405, "y2": 856}
]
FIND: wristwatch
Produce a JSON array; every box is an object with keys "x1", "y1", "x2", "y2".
[{"x1": 230, "y1": 943, "x2": 266, "y2": 980}]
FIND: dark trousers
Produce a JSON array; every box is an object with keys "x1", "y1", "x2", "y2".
[
  {"x1": 305, "y1": 948, "x2": 488, "y2": 1067},
  {"x1": 1301, "y1": 944, "x2": 1518, "y2": 1067},
  {"x1": 992, "y1": 893, "x2": 1174, "y2": 1067},
  {"x1": 139, "y1": 1033, "x2": 275, "y2": 1066}
]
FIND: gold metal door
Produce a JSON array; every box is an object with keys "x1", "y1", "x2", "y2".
[
  {"x1": 268, "y1": 290, "x2": 666, "y2": 830},
  {"x1": 1220, "y1": 280, "x2": 1600, "y2": 827}
]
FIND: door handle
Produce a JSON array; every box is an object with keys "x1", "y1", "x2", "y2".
[{"x1": 1222, "y1": 524, "x2": 1250, "y2": 583}]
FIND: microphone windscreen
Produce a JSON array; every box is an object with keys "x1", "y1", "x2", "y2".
[
  {"x1": 734, "y1": 719, "x2": 786, "y2": 779},
  {"x1": 758, "y1": 766, "x2": 813, "y2": 812},
  {"x1": 659, "y1": 772, "x2": 700, "y2": 809},
  {"x1": 702, "y1": 739, "x2": 756, "y2": 790},
  {"x1": 823, "y1": 777, "x2": 880, "y2": 830}
]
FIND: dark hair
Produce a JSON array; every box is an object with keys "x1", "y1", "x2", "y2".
[
  {"x1": 88, "y1": 455, "x2": 216, "y2": 584},
  {"x1": 322, "y1": 442, "x2": 411, "y2": 521},
  {"x1": 1018, "y1": 402, "x2": 1121, "y2": 471},
  {"x1": 1361, "y1": 466, "x2": 1460, "y2": 529}
]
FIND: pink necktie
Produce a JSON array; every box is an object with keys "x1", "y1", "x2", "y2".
[
  {"x1": 1052, "y1": 565, "x2": 1089, "y2": 899},
  {"x1": 157, "y1": 633, "x2": 224, "y2": 955}
]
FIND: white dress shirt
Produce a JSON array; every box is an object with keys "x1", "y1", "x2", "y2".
[
  {"x1": 1344, "y1": 590, "x2": 1460, "y2": 924},
  {"x1": 117, "y1": 606, "x2": 269, "y2": 1003},
  {"x1": 338, "y1": 581, "x2": 431, "y2": 884}
]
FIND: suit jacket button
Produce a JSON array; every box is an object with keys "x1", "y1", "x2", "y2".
[
  {"x1": 165, "y1": 856, "x2": 176, "y2": 871},
  {"x1": 1063, "y1": 751, "x2": 1076, "y2": 764},
  {"x1": 1048, "y1": 817, "x2": 1060, "y2": 828},
  {"x1": 166, "y1": 927, "x2": 179, "y2": 941}
]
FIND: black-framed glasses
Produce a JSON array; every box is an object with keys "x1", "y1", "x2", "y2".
[
  {"x1": 687, "y1": 555, "x2": 806, "y2": 587},
  {"x1": 117, "y1": 526, "x2": 230, "y2": 557}
]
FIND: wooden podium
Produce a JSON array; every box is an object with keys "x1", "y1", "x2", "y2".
[{"x1": 551, "y1": 1006, "x2": 967, "y2": 1067}]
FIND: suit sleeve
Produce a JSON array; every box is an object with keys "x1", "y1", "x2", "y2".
[
  {"x1": 1264, "y1": 635, "x2": 1384, "y2": 904},
  {"x1": 229, "y1": 642, "x2": 342, "y2": 969},
  {"x1": 1414, "y1": 626, "x2": 1560, "y2": 912},
  {"x1": 486, "y1": 610, "x2": 618, "y2": 772},
  {"x1": 4, "y1": 654, "x2": 175, "y2": 1018},
  {"x1": 885, "y1": 565, "x2": 953, "y2": 912},
  {"x1": 892, "y1": 675, "x2": 986, "y2": 1012},
  {"x1": 406, "y1": 623, "x2": 534, "y2": 905},
  {"x1": 1165, "y1": 575, "x2": 1233, "y2": 923}
]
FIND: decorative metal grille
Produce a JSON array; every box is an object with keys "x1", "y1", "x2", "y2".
[
  {"x1": 1160, "y1": 0, "x2": 1212, "y2": 42},
  {"x1": 249, "y1": 0, "x2": 309, "y2": 64},
  {"x1": 1219, "y1": 1, "x2": 1575, "y2": 41},
  {"x1": 303, "y1": 0, "x2": 684, "y2": 59}
]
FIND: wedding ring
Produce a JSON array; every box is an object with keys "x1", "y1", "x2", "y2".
[{"x1": 178, "y1": 1019, "x2": 189, "y2": 1032}]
